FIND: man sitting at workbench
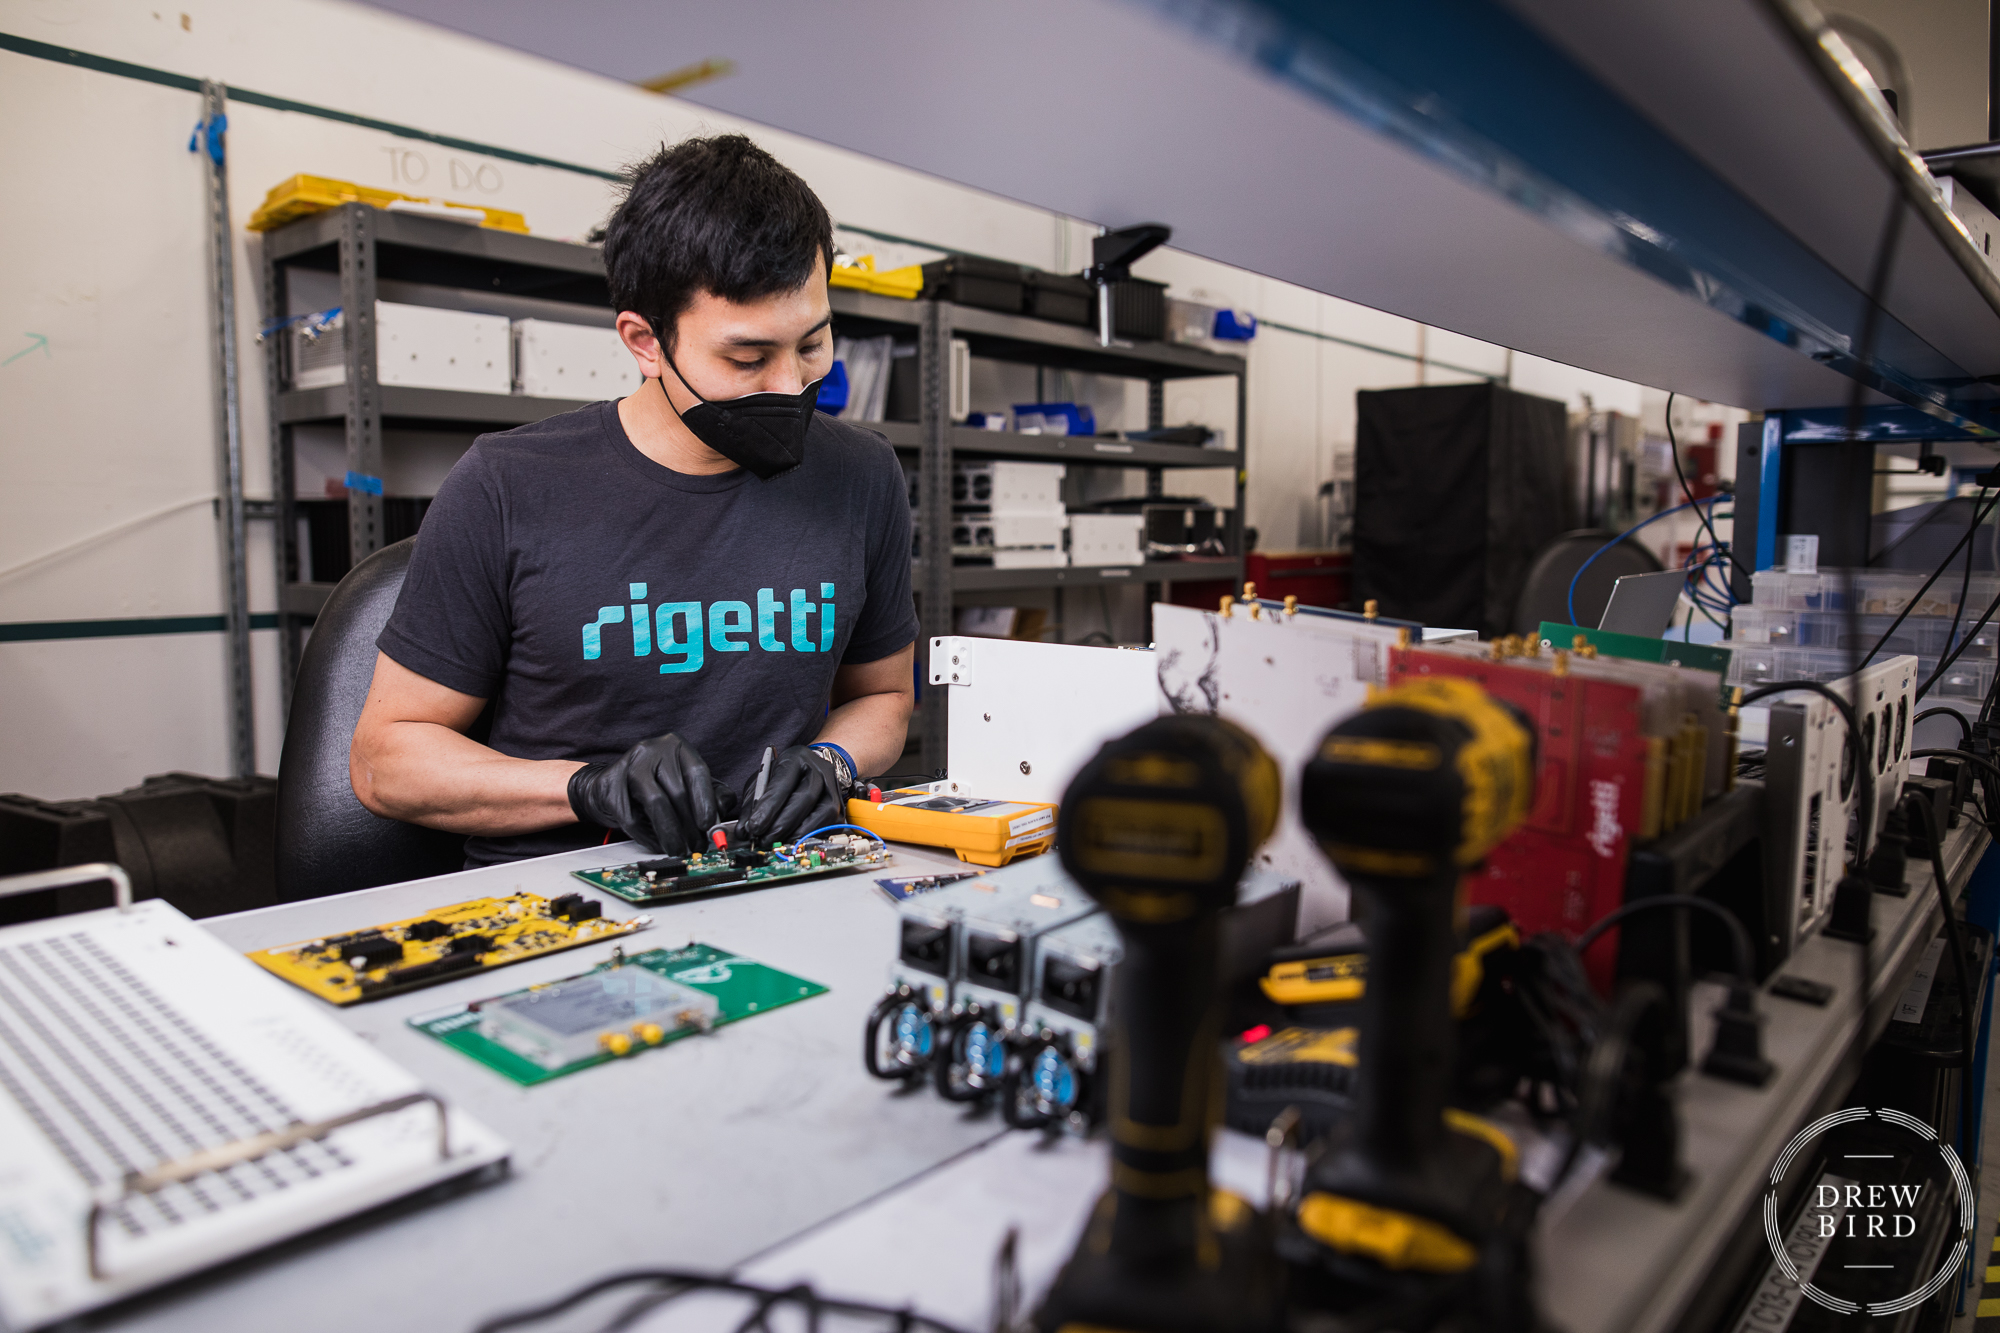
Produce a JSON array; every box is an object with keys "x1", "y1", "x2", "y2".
[{"x1": 350, "y1": 134, "x2": 917, "y2": 866}]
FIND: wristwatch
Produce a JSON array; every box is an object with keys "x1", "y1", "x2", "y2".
[{"x1": 809, "y1": 741, "x2": 856, "y2": 793}]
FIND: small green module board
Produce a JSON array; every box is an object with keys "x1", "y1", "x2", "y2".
[
  {"x1": 408, "y1": 943, "x2": 829, "y2": 1086},
  {"x1": 1538, "y1": 622, "x2": 1734, "y2": 705},
  {"x1": 572, "y1": 838, "x2": 892, "y2": 906}
]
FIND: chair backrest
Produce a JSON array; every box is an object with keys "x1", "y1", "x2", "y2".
[
  {"x1": 275, "y1": 538, "x2": 469, "y2": 901},
  {"x1": 1511, "y1": 528, "x2": 1665, "y2": 637}
]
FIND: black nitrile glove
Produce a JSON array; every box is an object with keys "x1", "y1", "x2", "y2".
[
  {"x1": 740, "y1": 744, "x2": 845, "y2": 844},
  {"x1": 568, "y1": 731, "x2": 720, "y2": 855}
]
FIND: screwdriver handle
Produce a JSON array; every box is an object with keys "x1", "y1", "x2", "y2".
[{"x1": 1349, "y1": 870, "x2": 1459, "y2": 1167}]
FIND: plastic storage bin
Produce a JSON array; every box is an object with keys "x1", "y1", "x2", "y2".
[
  {"x1": 1024, "y1": 271, "x2": 1094, "y2": 326},
  {"x1": 1727, "y1": 606, "x2": 1994, "y2": 660},
  {"x1": 921, "y1": 256, "x2": 1025, "y2": 313},
  {"x1": 1109, "y1": 278, "x2": 1168, "y2": 340},
  {"x1": 1749, "y1": 567, "x2": 2000, "y2": 616},
  {"x1": 1720, "y1": 642, "x2": 1990, "y2": 699}
]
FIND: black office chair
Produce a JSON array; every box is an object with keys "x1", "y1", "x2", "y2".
[
  {"x1": 275, "y1": 538, "x2": 472, "y2": 901},
  {"x1": 1511, "y1": 528, "x2": 1664, "y2": 637}
]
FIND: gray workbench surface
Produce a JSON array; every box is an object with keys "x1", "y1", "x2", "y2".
[
  {"x1": 609, "y1": 821, "x2": 1996, "y2": 1333},
  {"x1": 1538, "y1": 815, "x2": 1993, "y2": 1333},
  {"x1": 89, "y1": 839, "x2": 1012, "y2": 1333}
]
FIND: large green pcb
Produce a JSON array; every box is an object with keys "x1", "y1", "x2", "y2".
[
  {"x1": 408, "y1": 943, "x2": 828, "y2": 1086},
  {"x1": 572, "y1": 841, "x2": 892, "y2": 905}
]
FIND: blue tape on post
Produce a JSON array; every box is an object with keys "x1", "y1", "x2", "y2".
[
  {"x1": 344, "y1": 470, "x2": 384, "y2": 496},
  {"x1": 186, "y1": 113, "x2": 226, "y2": 165}
]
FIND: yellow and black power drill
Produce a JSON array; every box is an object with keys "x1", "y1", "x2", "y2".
[
  {"x1": 1033, "y1": 714, "x2": 1285, "y2": 1333},
  {"x1": 1286, "y1": 677, "x2": 1538, "y2": 1325}
]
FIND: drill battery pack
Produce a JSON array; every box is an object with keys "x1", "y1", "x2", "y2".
[
  {"x1": 1228, "y1": 905, "x2": 1525, "y2": 1142},
  {"x1": 846, "y1": 784, "x2": 1056, "y2": 867},
  {"x1": 1224, "y1": 1024, "x2": 1360, "y2": 1141}
]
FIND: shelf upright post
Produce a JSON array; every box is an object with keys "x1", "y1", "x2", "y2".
[
  {"x1": 264, "y1": 240, "x2": 299, "y2": 710},
  {"x1": 198, "y1": 80, "x2": 255, "y2": 779},
  {"x1": 1234, "y1": 366, "x2": 1248, "y2": 578},
  {"x1": 1142, "y1": 377, "x2": 1166, "y2": 629},
  {"x1": 917, "y1": 299, "x2": 955, "y2": 772},
  {"x1": 337, "y1": 204, "x2": 386, "y2": 573}
]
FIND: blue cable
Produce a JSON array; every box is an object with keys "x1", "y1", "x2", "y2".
[
  {"x1": 794, "y1": 823, "x2": 887, "y2": 845},
  {"x1": 1567, "y1": 497, "x2": 1724, "y2": 627}
]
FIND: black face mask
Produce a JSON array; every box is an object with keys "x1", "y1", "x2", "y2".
[{"x1": 653, "y1": 331, "x2": 821, "y2": 481}]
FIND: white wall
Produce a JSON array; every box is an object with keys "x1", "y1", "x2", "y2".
[{"x1": 0, "y1": 0, "x2": 1670, "y2": 796}]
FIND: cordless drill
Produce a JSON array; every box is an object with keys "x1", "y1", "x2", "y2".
[
  {"x1": 1286, "y1": 677, "x2": 1536, "y2": 1299},
  {"x1": 1033, "y1": 715, "x2": 1285, "y2": 1333}
]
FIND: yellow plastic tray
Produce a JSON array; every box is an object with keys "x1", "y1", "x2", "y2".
[
  {"x1": 829, "y1": 254, "x2": 923, "y2": 300},
  {"x1": 247, "y1": 173, "x2": 529, "y2": 234}
]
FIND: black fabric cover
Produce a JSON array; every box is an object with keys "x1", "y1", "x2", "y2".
[
  {"x1": 276, "y1": 538, "x2": 469, "y2": 902},
  {"x1": 1352, "y1": 384, "x2": 1570, "y2": 636}
]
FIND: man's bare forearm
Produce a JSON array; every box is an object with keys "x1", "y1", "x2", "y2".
[
  {"x1": 352, "y1": 719, "x2": 584, "y2": 835},
  {"x1": 817, "y1": 690, "x2": 913, "y2": 779}
]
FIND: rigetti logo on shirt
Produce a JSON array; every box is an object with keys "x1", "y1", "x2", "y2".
[{"x1": 581, "y1": 583, "x2": 836, "y2": 673}]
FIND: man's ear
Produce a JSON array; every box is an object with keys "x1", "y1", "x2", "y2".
[{"x1": 615, "y1": 311, "x2": 662, "y2": 378}]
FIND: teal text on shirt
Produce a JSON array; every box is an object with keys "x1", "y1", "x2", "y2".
[{"x1": 580, "y1": 584, "x2": 836, "y2": 673}]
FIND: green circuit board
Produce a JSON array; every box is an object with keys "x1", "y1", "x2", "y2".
[
  {"x1": 572, "y1": 838, "x2": 892, "y2": 905},
  {"x1": 408, "y1": 943, "x2": 829, "y2": 1086},
  {"x1": 1538, "y1": 622, "x2": 1732, "y2": 676}
]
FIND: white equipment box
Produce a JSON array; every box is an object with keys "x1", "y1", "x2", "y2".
[
  {"x1": 294, "y1": 301, "x2": 511, "y2": 394},
  {"x1": 1855, "y1": 654, "x2": 1918, "y2": 856},
  {"x1": 1751, "y1": 653, "x2": 1917, "y2": 963},
  {"x1": 930, "y1": 636, "x2": 1161, "y2": 806},
  {"x1": 952, "y1": 513, "x2": 1069, "y2": 550},
  {"x1": 512, "y1": 318, "x2": 641, "y2": 399},
  {"x1": 0, "y1": 891, "x2": 507, "y2": 1330},
  {"x1": 1938, "y1": 176, "x2": 1999, "y2": 281},
  {"x1": 1758, "y1": 690, "x2": 1846, "y2": 962},
  {"x1": 1068, "y1": 513, "x2": 1146, "y2": 566},
  {"x1": 953, "y1": 461, "x2": 1065, "y2": 511},
  {"x1": 1153, "y1": 600, "x2": 1413, "y2": 930},
  {"x1": 993, "y1": 548, "x2": 1070, "y2": 568}
]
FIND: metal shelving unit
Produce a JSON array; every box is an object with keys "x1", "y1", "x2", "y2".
[
  {"x1": 258, "y1": 216, "x2": 1246, "y2": 762},
  {"x1": 946, "y1": 560, "x2": 1236, "y2": 592},
  {"x1": 825, "y1": 286, "x2": 1247, "y2": 767},
  {"x1": 259, "y1": 204, "x2": 613, "y2": 704},
  {"x1": 276, "y1": 384, "x2": 593, "y2": 428}
]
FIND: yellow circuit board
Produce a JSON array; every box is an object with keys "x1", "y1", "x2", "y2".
[{"x1": 247, "y1": 891, "x2": 648, "y2": 1006}]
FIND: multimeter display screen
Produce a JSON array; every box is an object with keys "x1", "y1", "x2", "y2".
[{"x1": 903, "y1": 797, "x2": 1002, "y2": 814}]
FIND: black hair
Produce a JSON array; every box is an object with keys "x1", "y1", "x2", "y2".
[{"x1": 602, "y1": 134, "x2": 834, "y2": 351}]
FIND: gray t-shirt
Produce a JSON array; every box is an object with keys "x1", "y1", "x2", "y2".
[{"x1": 377, "y1": 401, "x2": 917, "y2": 866}]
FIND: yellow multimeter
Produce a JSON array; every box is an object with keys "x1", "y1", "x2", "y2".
[{"x1": 846, "y1": 784, "x2": 1056, "y2": 866}]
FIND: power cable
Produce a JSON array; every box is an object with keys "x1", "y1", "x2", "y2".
[
  {"x1": 1916, "y1": 706, "x2": 1972, "y2": 740},
  {"x1": 1854, "y1": 489, "x2": 2000, "y2": 673},
  {"x1": 472, "y1": 1270, "x2": 972, "y2": 1333},
  {"x1": 1665, "y1": 391, "x2": 1752, "y2": 584}
]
